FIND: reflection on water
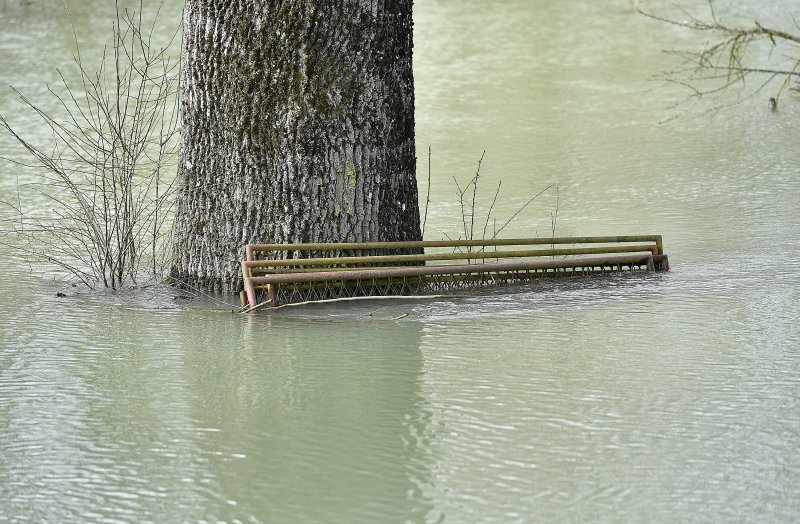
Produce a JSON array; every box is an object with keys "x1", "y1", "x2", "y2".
[
  {"x1": 2, "y1": 302, "x2": 437, "y2": 522},
  {"x1": 191, "y1": 317, "x2": 435, "y2": 522},
  {"x1": 2, "y1": 0, "x2": 800, "y2": 522}
]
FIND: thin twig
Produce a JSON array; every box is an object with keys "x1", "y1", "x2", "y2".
[
  {"x1": 493, "y1": 183, "x2": 556, "y2": 239},
  {"x1": 421, "y1": 145, "x2": 431, "y2": 238}
]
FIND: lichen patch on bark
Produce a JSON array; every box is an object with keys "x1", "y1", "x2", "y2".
[{"x1": 172, "y1": 0, "x2": 421, "y2": 293}]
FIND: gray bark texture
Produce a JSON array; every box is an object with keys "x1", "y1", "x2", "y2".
[{"x1": 171, "y1": 0, "x2": 421, "y2": 293}]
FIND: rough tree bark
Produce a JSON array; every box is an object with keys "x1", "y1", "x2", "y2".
[{"x1": 171, "y1": 0, "x2": 421, "y2": 293}]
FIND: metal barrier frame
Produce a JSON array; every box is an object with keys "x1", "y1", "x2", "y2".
[{"x1": 241, "y1": 235, "x2": 668, "y2": 309}]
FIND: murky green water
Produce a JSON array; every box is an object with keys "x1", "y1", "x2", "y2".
[{"x1": 2, "y1": 1, "x2": 799, "y2": 522}]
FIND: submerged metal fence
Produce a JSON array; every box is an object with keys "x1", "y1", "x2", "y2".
[{"x1": 240, "y1": 235, "x2": 669, "y2": 310}]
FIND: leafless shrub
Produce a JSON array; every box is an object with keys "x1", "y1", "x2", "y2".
[
  {"x1": 0, "y1": 0, "x2": 179, "y2": 289},
  {"x1": 439, "y1": 151, "x2": 557, "y2": 261}
]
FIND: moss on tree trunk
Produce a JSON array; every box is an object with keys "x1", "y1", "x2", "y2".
[{"x1": 171, "y1": 0, "x2": 421, "y2": 293}]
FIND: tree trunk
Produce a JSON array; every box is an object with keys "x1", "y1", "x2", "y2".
[{"x1": 171, "y1": 0, "x2": 421, "y2": 293}]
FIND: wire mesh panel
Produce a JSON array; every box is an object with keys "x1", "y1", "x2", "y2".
[{"x1": 248, "y1": 257, "x2": 656, "y2": 308}]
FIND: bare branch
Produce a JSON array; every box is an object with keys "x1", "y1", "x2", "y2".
[
  {"x1": 0, "y1": 0, "x2": 179, "y2": 288},
  {"x1": 643, "y1": 2, "x2": 800, "y2": 114}
]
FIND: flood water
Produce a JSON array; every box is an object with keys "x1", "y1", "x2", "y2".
[{"x1": 2, "y1": 1, "x2": 799, "y2": 522}]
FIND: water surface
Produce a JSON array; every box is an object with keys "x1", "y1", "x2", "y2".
[{"x1": 1, "y1": 1, "x2": 799, "y2": 522}]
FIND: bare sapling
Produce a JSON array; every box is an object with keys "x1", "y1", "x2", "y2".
[
  {"x1": 441, "y1": 151, "x2": 557, "y2": 262},
  {"x1": 0, "y1": 0, "x2": 180, "y2": 289}
]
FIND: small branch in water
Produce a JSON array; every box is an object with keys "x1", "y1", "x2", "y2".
[
  {"x1": 550, "y1": 186, "x2": 559, "y2": 259},
  {"x1": 243, "y1": 294, "x2": 447, "y2": 312},
  {"x1": 482, "y1": 181, "x2": 501, "y2": 243},
  {"x1": 422, "y1": 146, "x2": 432, "y2": 238},
  {"x1": 492, "y1": 183, "x2": 556, "y2": 239},
  {"x1": 468, "y1": 151, "x2": 486, "y2": 246}
]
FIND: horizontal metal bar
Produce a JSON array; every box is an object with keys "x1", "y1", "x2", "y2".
[
  {"x1": 252, "y1": 265, "x2": 413, "y2": 275},
  {"x1": 266, "y1": 266, "x2": 629, "y2": 292},
  {"x1": 244, "y1": 244, "x2": 657, "y2": 269},
  {"x1": 247, "y1": 254, "x2": 654, "y2": 286},
  {"x1": 246, "y1": 235, "x2": 663, "y2": 260}
]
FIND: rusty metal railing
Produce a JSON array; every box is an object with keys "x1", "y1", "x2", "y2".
[{"x1": 240, "y1": 235, "x2": 669, "y2": 310}]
